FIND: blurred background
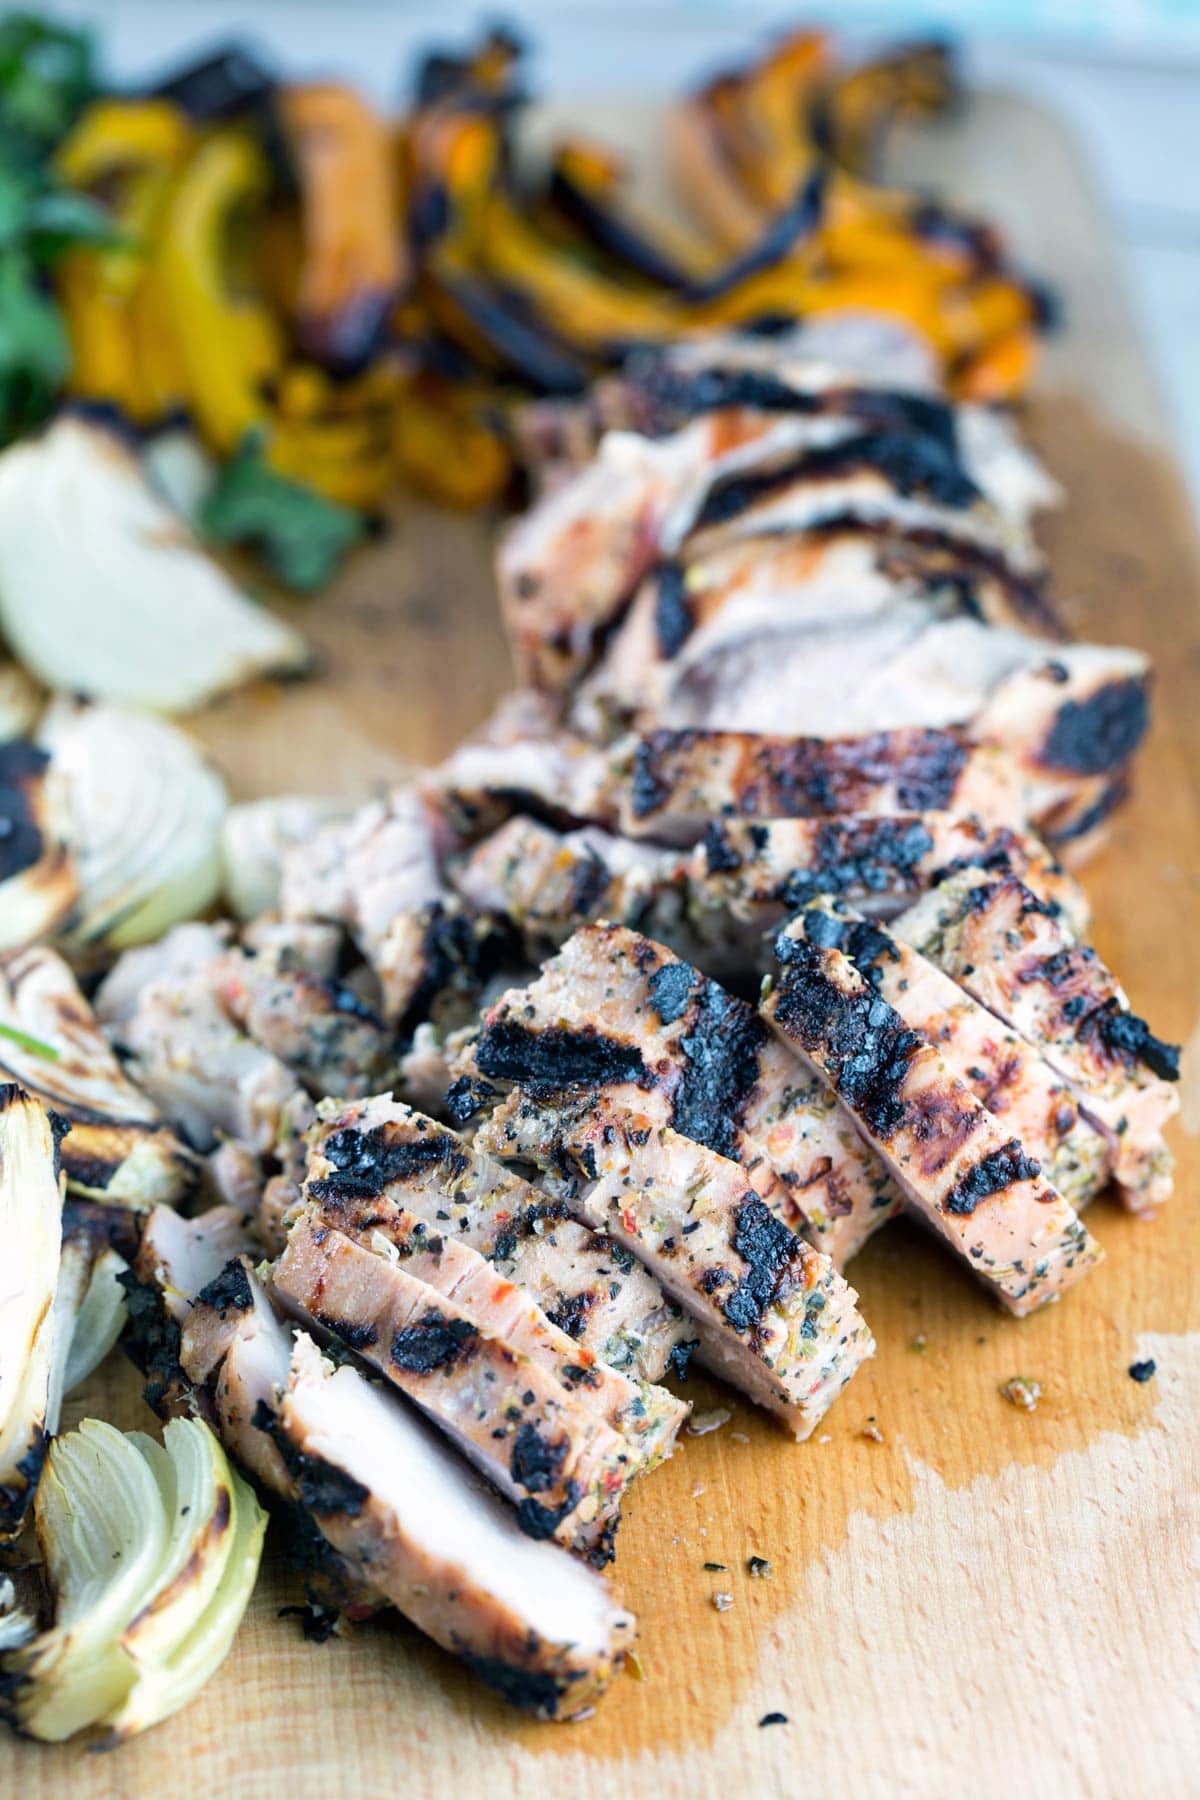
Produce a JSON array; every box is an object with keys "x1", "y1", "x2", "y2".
[{"x1": 26, "y1": 1, "x2": 1200, "y2": 515}]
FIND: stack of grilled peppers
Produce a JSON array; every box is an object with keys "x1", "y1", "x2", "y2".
[{"x1": 51, "y1": 28, "x2": 1051, "y2": 524}]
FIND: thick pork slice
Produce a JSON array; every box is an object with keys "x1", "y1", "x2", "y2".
[
  {"x1": 763, "y1": 928, "x2": 1101, "y2": 1315},
  {"x1": 692, "y1": 811, "x2": 1089, "y2": 940},
  {"x1": 893, "y1": 867, "x2": 1180, "y2": 1211},
  {"x1": 467, "y1": 923, "x2": 900, "y2": 1267},
  {"x1": 297, "y1": 1183, "x2": 686, "y2": 1473},
  {"x1": 785, "y1": 902, "x2": 1109, "y2": 1212},
  {"x1": 208, "y1": 941, "x2": 392, "y2": 1099},
  {"x1": 271, "y1": 1212, "x2": 633, "y2": 1562},
  {"x1": 277, "y1": 1334, "x2": 636, "y2": 1718},
  {"x1": 617, "y1": 728, "x2": 1025, "y2": 844},
  {"x1": 303, "y1": 1095, "x2": 692, "y2": 1383},
  {"x1": 477, "y1": 1090, "x2": 874, "y2": 1438}
]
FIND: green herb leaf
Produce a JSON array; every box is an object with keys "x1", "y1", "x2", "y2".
[
  {"x1": 0, "y1": 15, "x2": 96, "y2": 163},
  {"x1": 0, "y1": 1018, "x2": 60, "y2": 1060},
  {"x1": 200, "y1": 435, "x2": 368, "y2": 593}
]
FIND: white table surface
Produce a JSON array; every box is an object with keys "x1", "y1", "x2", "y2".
[{"x1": 35, "y1": 4, "x2": 1200, "y2": 521}]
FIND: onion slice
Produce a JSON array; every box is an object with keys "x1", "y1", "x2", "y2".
[
  {"x1": 40, "y1": 697, "x2": 227, "y2": 950},
  {"x1": 2, "y1": 1417, "x2": 265, "y2": 1743},
  {"x1": 0, "y1": 741, "x2": 77, "y2": 953},
  {"x1": 0, "y1": 419, "x2": 310, "y2": 712},
  {"x1": 0, "y1": 1088, "x2": 63, "y2": 1538}
]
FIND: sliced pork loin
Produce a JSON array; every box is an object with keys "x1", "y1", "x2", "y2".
[
  {"x1": 271, "y1": 1211, "x2": 633, "y2": 1563},
  {"x1": 763, "y1": 926, "x2": 1102, "y2": 1315},
  {"x1": 475, "y1": 1088, "x2": 874, "y2": 1438},
  {"x1": 113, "y1": 969, "x2": 303, "y2": 1154},
  {"x1": 576, "y1": 526, "x2": 1061, "y2": 730},
  {"x1": 297, "y1": 1174, "x2": 686, "y2": 1472},
  {"x1": 449, "y1": 809, "x2": 1089, "y2": 975},
  {"x1": 123, "y1": 1204, "x2": 258, "y2": 1416},
  {"x1": 207, "y1": 941, "x2": 393, "y2": 1099},
  {"x1": 618, "y1": 727, "x2": 1026, "y2": 845},
  {"x1": 893, "y1": 867, "x2": 1179, "y2": 1211},
  {"x1": 464, "y1": 923, "x2": 900, "y2": 1268},
  {"x1": 302, "y1": 1095, "x2": 692, "y2": 1384},
  {"x1": 785, "y1": 901, "x2": 1110, "y2": 1212},
  {"x1": 276, "y1": 1334, "x2": 636, "y2": 1718}
]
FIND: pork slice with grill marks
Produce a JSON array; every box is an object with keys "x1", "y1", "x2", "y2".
[
  {"x1": 276, "y1": 1334, "x2": 636, "y2": 1718},
  {"x1": 296, "y1": 1172, "x2": 686, "y2": 1473},
  {"x1": 692, "y1": 811, "x2": 1089, "y2": 941},
  {"x1": 577, "y1": 525, "x2": 1061, "y2": 728},
  {"x1": 498, "y1": 410, "x2": 866, "y2": 693},
  {"x1": 763, "y1": 928, "x2": 1102, "y2": 1315},
  {"x1": 476, "y1": 1088, "x2": 874, "y2": 1438},
  {"x1": 893, "y1": 867, "x2": 1180, "y2": 1211},
  {"x1": 271, "y1": 1209, "x2": 634, "y2": 1562},
  {"x1": 301, "y1": 1094, "x2": 692, "y2": 1385},
  {"x1": 673, "y1": 426, "x2": 1043, "y2": 573},
  {"x1": 208, "y1": 941, "x2": 393, "y2": 1099},
  {"x1": 787, "y1": 901, "x2": 1110, "y2": 1212},
  {"x1": 466, "y1": 923, "x2": 899, "y2": 1267},
  {"x1": 617, "y1": 727, "x2": 1025, "y2": 845}
]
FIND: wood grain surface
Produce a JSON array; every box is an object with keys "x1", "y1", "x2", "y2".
[{"x1": 3, "y1": 92, "x2": 1198, "y2": 1800}]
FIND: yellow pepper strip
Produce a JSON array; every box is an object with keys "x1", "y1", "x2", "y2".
[
  {"x1": 725, "y1": 30, "x2": 831, "y2": 210},
  {"x1": 156, "y1": 132, "x2": 281, "y2": 454},
  {"x1": 664, "y1": 94, "x2": 769, "y2": 253},
  {"x1": 53, "y1": 99, "x2": 197, "y2": 422},
  {"x1": 953, "y1": 327, "x2": 1038, "y2": 404}
]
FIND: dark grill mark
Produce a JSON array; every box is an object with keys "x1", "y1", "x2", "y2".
[
  {"x1": 702, "y1": 820, "x2": 743, "y2": 873},
  {"x1": 194, "y1": 1259, "x2": 253, "y2": 1317},
  {"x1": 647, "y1": 960, "x2": 698, "y2": 1025},
  {"x1": 782, "y1": 817, "x2": 934, "y2": 908},
  {"x1": 567, "y1": 846, "x2": 612, "y2": 918},
  {"x1": 458, "y1": 1653, "x2": 566, "y2": 1719},
  {"x1": 390, "y1": 1311, "x2": 478, "y2": 1373},
  {"x1": 309, "y1": 1122, "x2": 464, "y2": 1203},
  {"x1": 772, "y1": 936, "x2": 923, "y2": 1139},
  {"x1": 1039, "y1": 677, "x2": 1149, "y2": 775},
  {"x1": 672, "y1": 982, "x2": 768, "y2": 1160},
  {"x1": 475, "y1": 1019, "x2": 650, "y2": 1091},
  {"x1": 691, "y1": 428, "x2": 980, "y2": 533},
  {"x1": 721, "y1": 1197, "x2": 808, "y2": 1333},
  {"x1": 1085, "y1": 1000, "x2": 1179, "y2": 1082},
  {"x1": 942, "y1": 1140, "x2": 1041, "y2": 1216},
  {"x1": 444, "y1": 1075, "x2": 497, "y2": 1125},
  {"x1": 653, "y1": 561, "x2": 693, "y2": 657},
  {"x1": 509, "y1": 1422, "x2": 568, "y2": 1493}
]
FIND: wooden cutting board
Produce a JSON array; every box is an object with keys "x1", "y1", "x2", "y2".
[{"x1": 4, "y1": 90, "x2": 1198, "y2": 1800}]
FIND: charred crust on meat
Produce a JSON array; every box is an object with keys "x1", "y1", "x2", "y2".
[
  {"x1": 444, "y1": 1074, "x2": 497, "y2": 1125},
  {"x1": 1085, "y1": 1001, "x2": 1179, "y2": 1082},
  {"x1": 782, "y1": 817, "x2": 935, "y2": 908},
  {"x1": 475, "y1": 1018, "x2": 651, "y2": 1091},
  {"x1": 647, "y1": 961, "x2": 698, "y2": 1025},
  {"x1": 1039, "y1": 677, "x2": 1149, "y2": 775},
  {"x1": 703, "y1": 820, "x2": 743, "y2": 873},
  {"x1": 567, "y1": 844, "x2": 612, "y2": 918},
  {"x1": 942, "y1": 1140, "x2": 1042, "y2": 1216},
  {"x1": 273, "y1": 1438, "x2": 370, "y2": 1520},
  {"x1": 116, "y1": 1267, "x2": 186, "y2": 1417},
  {"x1": 194, "y1": 1259, "x2": 254, "y2": 1318},
  {"x1": 514, "y1": 1485, "x2": 586, "y2": 1544},
  {"x1": 543, "y1": 1290, "x2": 595, "y2": 1339},
  {"x1": 317, "y1": 1313, "x2": 380, "y2": 1352},
  {"x1": 692, "y1": 428, "x2": 980, "y2": 534},
  {"x1": 457, "y1": 1652, "x2": 569, "y2": 1719},
  {"x1": 508, "y1": 1422, "x2": 568, "y2": 1494},
  {"x1": 309, "y1": 1123, "x2": 467, "y2": 1203},
  {"x1": 772, "y1": 936, "x2": 923, "y2": 1139},
  {"x1": 630, "y1": 737, "x2": 672, "y2": 819},
  {"x1": 397, "y1": 902, "x2": 518, "y2": 1040},
  {"x1": 667, "y1": 1338, "x2": 699, "y2": 1381},
  {"x1": 653, "y1": 560, "x2": 693, "y2": 657},
  {"x1": 672, "y1": 982, "x2": 769, "y2": 1159},
  {"x1": 720, "y1": 1197, "x2": 810, "y2": 1334},
  {"x1": 0, "y1": 742, "x2": 50, "y2": 881},
  {"x1": 389, "y1": 1310, "x2": 478, "y2": 1373}
]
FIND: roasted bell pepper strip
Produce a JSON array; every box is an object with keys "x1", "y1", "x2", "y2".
[
  {"x1": 393, "y1": 373, "x2": 510, "y2": 508},
  {"x1": 156, "y1": 130, "x2": 282, "y2": 452},
  {"x1": 280, "y1": 82, "x2": 406, "y2": 373}
]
